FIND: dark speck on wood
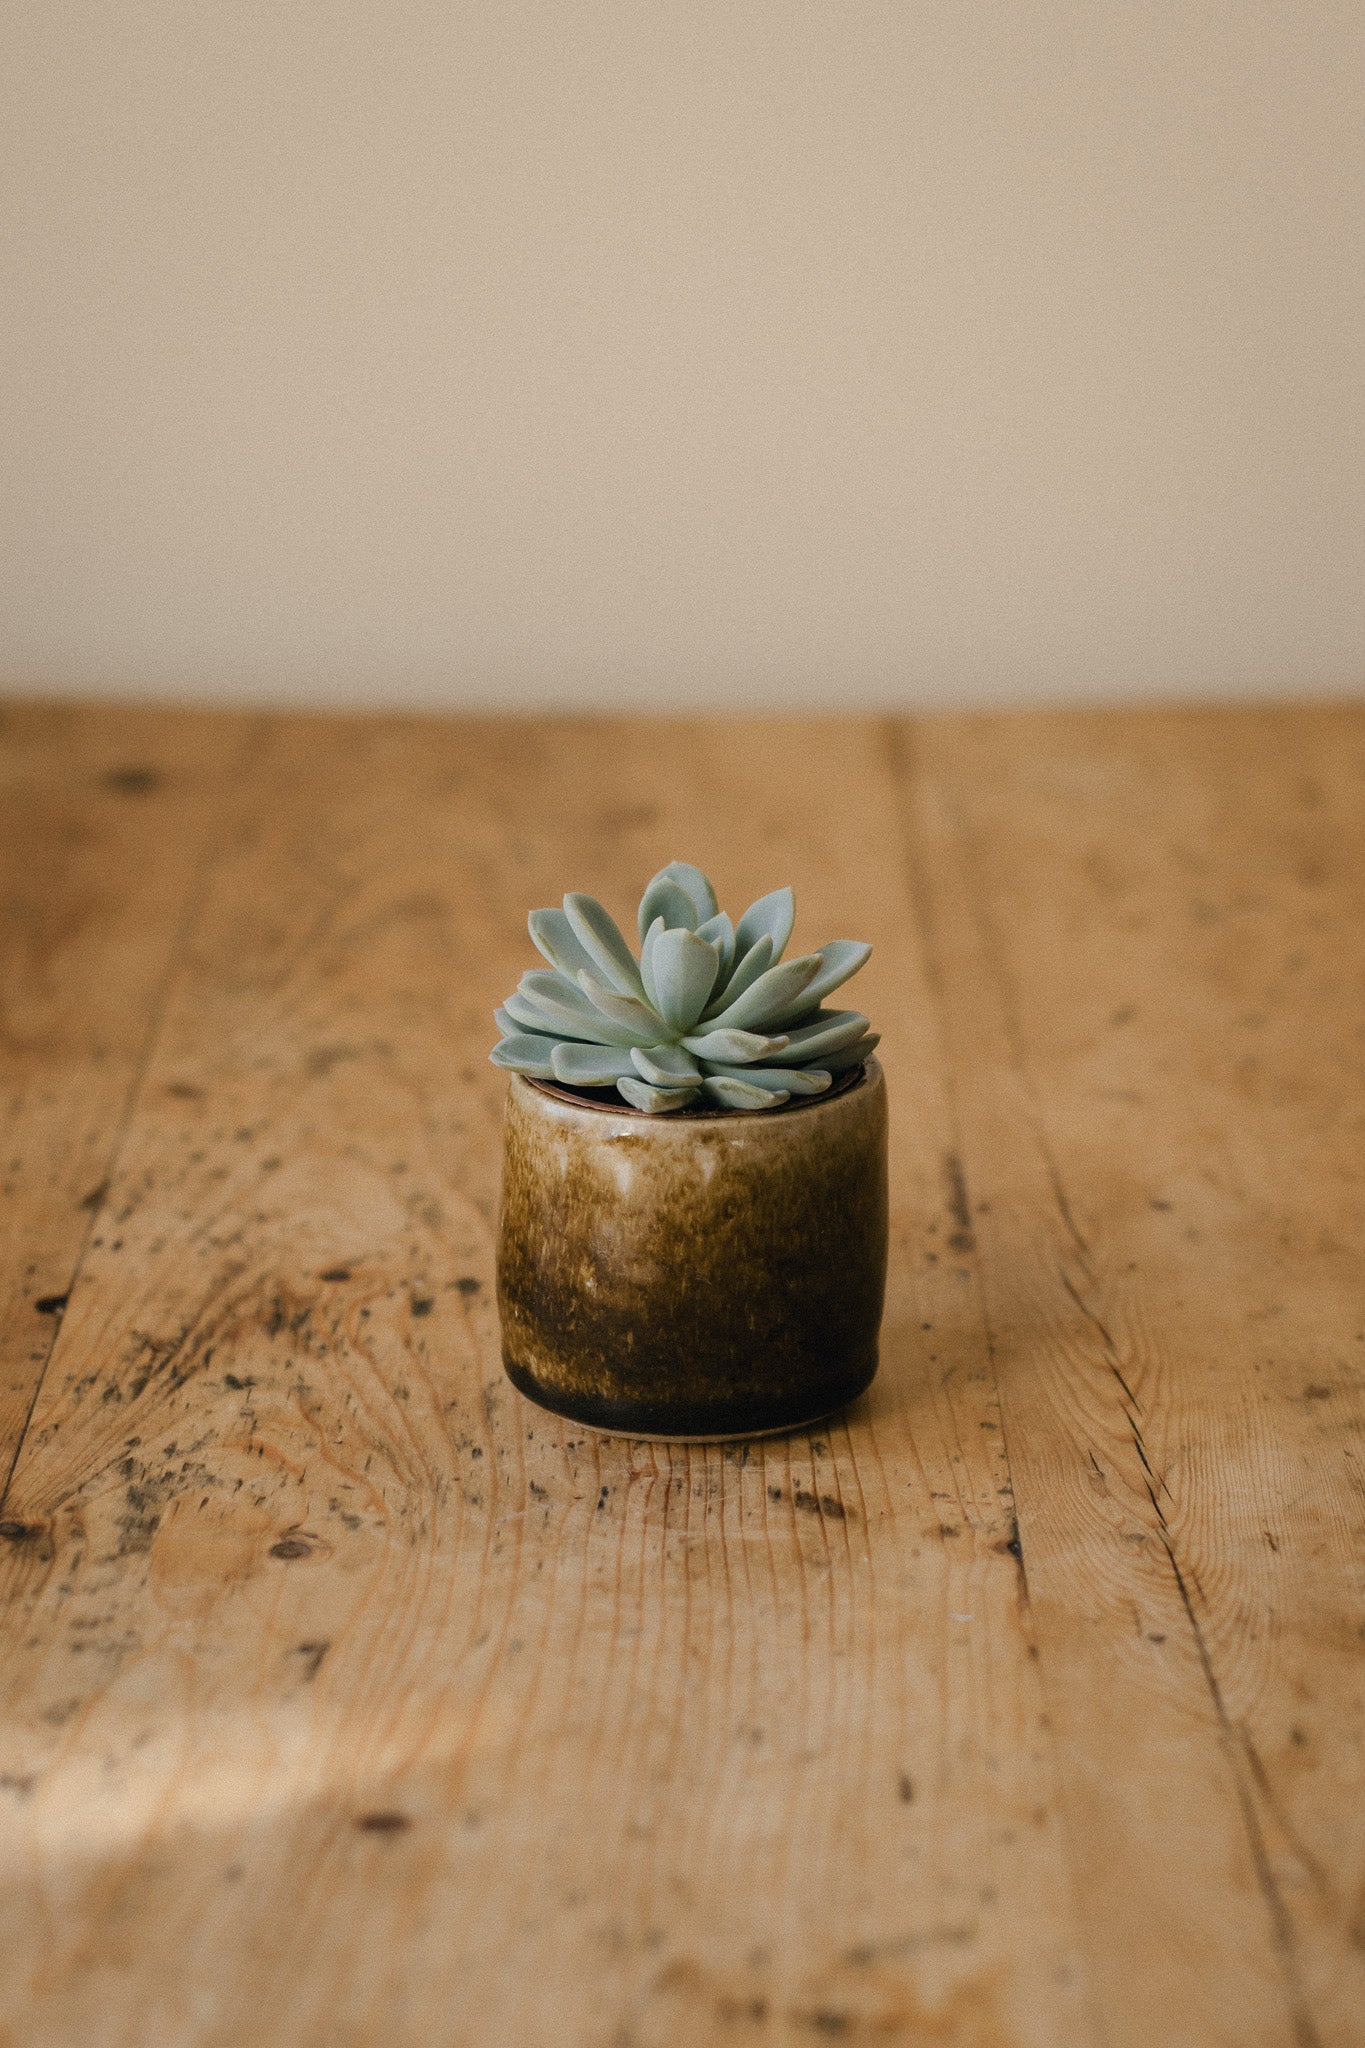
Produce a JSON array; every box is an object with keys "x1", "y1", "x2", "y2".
[
  {"x1": 35, "y1": 1294, "x2": 68, "y2": 1316},
  {"x1": 792, "y1": 1489, "x2": 847, "y2": 1519},
  {"x1": 320, "y1": 1268, "x2": 351, "y2": 1283},
  {"x1": 355, "y1": 1811, "x2": 411, "y2": 1834},
  {"x1": 942, "y1": 1151, "x2": 976, "y2": 1253},
  {"x1": 292, "y1": 1641, "x2": 330, "y2": 1681},
  {"x1": 103, "y1": 765, "x2": 161, "y2": 795},
  {"x1": 269, "y1": 1537, "x2": 313, "y2": 1561}
]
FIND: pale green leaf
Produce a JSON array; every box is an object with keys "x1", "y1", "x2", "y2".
[
  {"x1": 618, "y1": 1076, "x2": 701, "y2": 1114},
  {"x1": 787, "y1": 940, "x2": 871, "y2": 1015},
  {"x1": 495, "y1": 1004, "x2": 555, "y2": 1040},
  {"x1": 822, "y1": 1030, "x2": 879, "y2": 1074},
  {"x1": 700, "y1": 954, "x2": 822, "y2": 1034},
  {"x1": 699, "y1": 1064, "x2": 832, "y2": 1095},
  {"x1": 701, "y1": 1075, "x2": 790, "y2": 1110},
  {"x1": 564, "y1": 892, "x2": 646, "y2": 997},
  {"x1": 779, "y1": 1009, "x2": 870, "y2": 1061},
  {"x1": 637, "y1": 876, "x2": 699, "y2": 938},
  {"x1": 694, "y1": 910, "x2": 736, "y2": 977},
  {"x1": 551, "y1": 1043, "x2": 639, "y2": 1086},
  {"x1": 509, "y1": 973, "x2": 649, "y2": 1047},
  {"x1": 504, "y1": 988, "x2": 602, "y2": 1044},
  {"x1": 528, "y1": 907, "x2": 598, "y2": 981},
  {"x1": 576, "y1": 973, "x2": 663, "y2": 1043},
  {"x1": 652, "y1": 862, "x2": 718, "y2": 922},
  {"x1": 680, "y1": 1027, "x2": 790, "y2": 1064},
  {"x1": 631, "y1": 1043, "x2": 702, "y2": 1086},
  {"x1": 639, "y1": 914, "x2": 665, "y2": 1011},
  {"x1": 490, "y1": 1034, "x2": 559, "y2": 1078},
  {"x1": 734, "y1": 885, "x2": 794, "y2": 963},
  {"x1": 703, "y1": 932, "x2": 773, "y2": 1016},
  {"x1": 650, "y1": 926, "x2": 721, "y2": 1033}
]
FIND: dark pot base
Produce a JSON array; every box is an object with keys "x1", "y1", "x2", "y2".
[{"x1": 503, "y1": 1347, "x2": 878, "y2": 1443}]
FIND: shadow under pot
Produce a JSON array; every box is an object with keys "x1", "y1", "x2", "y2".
[{"x1": 496, "y1": 1058, "x2": 888, "y2": 1440}]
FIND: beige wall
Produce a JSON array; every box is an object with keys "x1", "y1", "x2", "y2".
[{"x1": 2, "y1": 2, "x2": 1362, "y2": 711}]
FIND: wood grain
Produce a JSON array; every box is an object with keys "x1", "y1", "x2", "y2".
[
  {"x1": 0, "y1": 703, "x2": 1360, "y2": 2048},
  {"x1": 894, "y1": 707, "x2": 1365, "y2": 2048},
  {"x1": 0, "y1": 703, "x2": 250, "y2": 1487}
]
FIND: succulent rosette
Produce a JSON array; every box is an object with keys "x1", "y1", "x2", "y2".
[{"x1": 491, "y1": 861, "x2": 877, "y2": 1113}]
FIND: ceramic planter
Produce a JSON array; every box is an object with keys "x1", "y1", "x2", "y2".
[{"x1": 496, "y1": 1058, "x2": 888, "y2": 1439}]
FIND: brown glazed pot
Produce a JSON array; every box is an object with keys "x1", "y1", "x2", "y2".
[{"x1": 496, "y1": 1058, "x2": 888, "y2": 1440}]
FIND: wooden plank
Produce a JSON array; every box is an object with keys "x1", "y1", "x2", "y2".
[
  {"x1": 0, "y1": 712, "x2": 1088, "y2": 2047},
  {"x1": 0, "y1": 701, "x2": 250, "y2": 1492},
  {"x1": 893, "y1": 706, "x2": 1365, "y2": 2048}
]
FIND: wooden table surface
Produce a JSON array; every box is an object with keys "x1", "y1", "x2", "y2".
[{"x1": 1, "y1": 700, "x2": 1362, "y2": 2048}]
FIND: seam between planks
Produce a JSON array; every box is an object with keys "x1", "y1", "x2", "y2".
[
  {"x1": 889, "y1": 713, "x2": 1326, "y2": 2048},
  {"x1": 937, "y1": 740, "x2": 1325, "y2": 2048},
  {"x1": 0, "y1": 712, "x2": 270, "y2": 1520},
  {"x1": 881, "y1": 714, "x2": 1109, "y2": 2048}
]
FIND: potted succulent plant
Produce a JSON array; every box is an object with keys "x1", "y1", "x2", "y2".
[{"x1": 491, "y1": 862, "x2": 888, "y2": 1439}]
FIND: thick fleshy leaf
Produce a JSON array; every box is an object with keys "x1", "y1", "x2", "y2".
[
  {"x1": 505, "y1": 986, "x2": 599, "y2": 1043},
  {"x1": 495, "y1": 1004, "x2": 555, "y2": 1041},
  {"x1": 694, "y1": 911, "x2": 736, "y2": 977},
  {"x1": 699, "y1": 953, "x2": 822, "y2": 1035},
  {"x1": 551, "y1": 1042, "x2": 638, "y2": 1086},
  {"x1": 779, "y1": 1009, "x2": 870, "y2": 1062},
  {"x1": 637, "y1": 875, "x2": 699, "y2": 938},
  {"x1": 734, "y1": 885, "x2": 795, "y2": 964},
  {"x1": 651, "y1": 862, "x2": 718, "y2": 923},
  {"x1": 650, "y1": 926, "x2": 721, "y2": 1033},
  {"x1": 509, "y1": 974, "x2": 649, "y2": 1047},
  {"x1": 528, "y1": 907, "x2": 598, "y2": 981},
  {"x1": 787, "y1": 940, "x2": 871, "y2": 1015},
  {"x1": 631, "y1": 1043, "x2": 702, "y2": 1086},
  {"x1": 576, "y1": 972, "x2": 664, "y2": 1040},
  {"x1": 490, "y1": 1034, "x2": 559, "y2": 1078},
  {"x1": 563, "y1": 893, "x2": 645, "y2": 997},
  {"x1": 618, "y1": 1076, "x2": 701, "y2": 1114},
  {"x1": 703, "y1": 932, "x2": 773, "y2": 1015},
  {"x1": 701, "y1": 1075, "x2": 790, "y2": 1110},
  {"x1": 699, "y1": 1064, "x2": 832, "y2": 1096},
  {"x1": 822, "y1": 1030, "x2": 879, "y2": 1074},
  {"x1": 639, "y1": 914, "x2": 665, "y2": 1010},
  {"x1": 523, "y1": 964, "x2": 582, "y2": 1003},
  {"x1": 680, "y1": 1027, "x2": 790, "y2": 1064}
]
